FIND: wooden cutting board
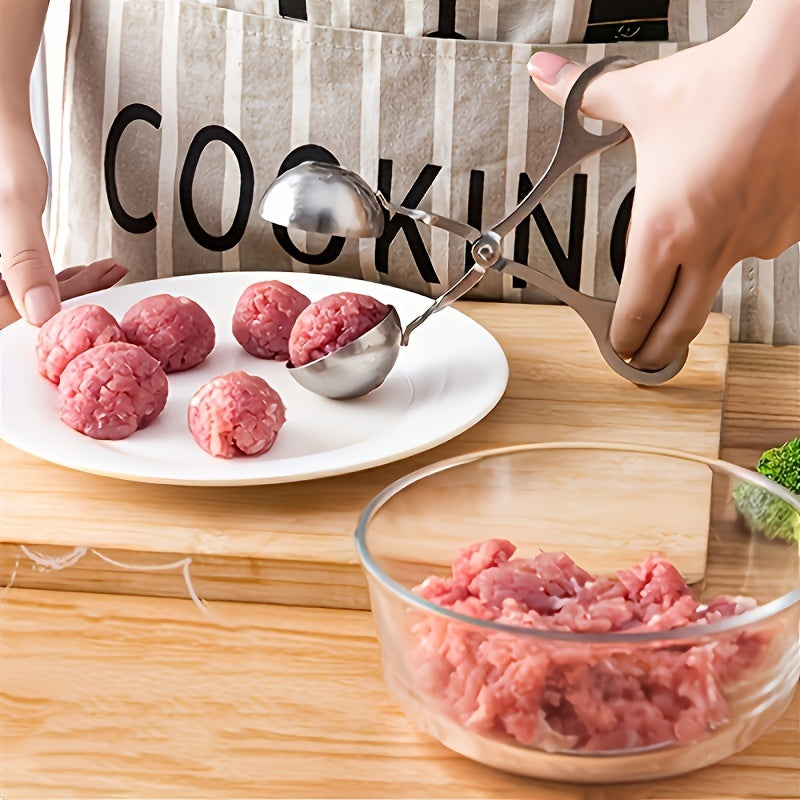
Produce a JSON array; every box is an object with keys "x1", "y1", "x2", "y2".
[{"x1": 0, "y1": 303, "x2": 731, "y2": 607}]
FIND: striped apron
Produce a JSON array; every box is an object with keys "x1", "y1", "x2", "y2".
[{"x1": 44, "y1": 0, "x2": 800, "y2": 345}]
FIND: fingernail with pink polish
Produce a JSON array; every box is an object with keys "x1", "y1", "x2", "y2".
[
  {"x1": 528, "y1": 52, "x2": 571, "y2": 85},
  {"x1": 24, "y1": 285, "x2": 59, "y2": 325}
]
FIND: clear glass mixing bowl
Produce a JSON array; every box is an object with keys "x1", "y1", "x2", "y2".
[{"x1": 355, "y1": 443, "x2": 800, "y2": 782}]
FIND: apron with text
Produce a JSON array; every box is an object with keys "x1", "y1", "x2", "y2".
[{"x1": 49, "y1": 0, "x2": 800, "y2": 345}]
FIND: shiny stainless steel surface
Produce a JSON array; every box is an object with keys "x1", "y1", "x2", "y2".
[
  {"x1": 258, "y1": 162, "x2": 385, "y2": 238},
  {"x1": 287, "y1": 307, "x2": 402, "y2": 400},
  {"x1": 258, "y1": 56, "x2": 687, "y2": 397},
  {"x1": 496, "y1": 259, "x2": 688, "y2": 386},
  {"x1": 488, "y1": 56, "x2": 633, "y2": 243}
]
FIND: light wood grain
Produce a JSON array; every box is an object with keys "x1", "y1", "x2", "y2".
[
  {"x1": 1, "y1": 312, "x2": 797, "y2": 800},
  {"x1": 0, "y1": 304, "x2": 731, "y2": 606},
  {"x1": 0, "y1": 587, "x2": 797, "y2": 800},
  {"x1": 720, "y1": 344, "x2": 800, "y2": 467}
]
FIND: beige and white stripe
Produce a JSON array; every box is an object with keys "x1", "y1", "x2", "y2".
[
  {"x1": 753, "y1": 257, "x2": 775, "y2": 344},
  {"x1": 288, "y1": 21, "x2": 313, "y2": 272},
  {"x1": 688, "y1": 0, "x2": 709, "y2": 43},
  {"x1": 431, "y1": 37, "x2": 456, "y2": 288},
  {"x1": 53, "y1": 0, "x2": 84, "y2": 268},
  {"x1": 156, "y1": 0, "x2": 181, "y2": 279},
  {"x1": 550, "y1": 0, "x2": 576, "y2": 44},
  {"x1": 221, "y1": 8, "x2": 244, "y2": 271},
  {"x1": 722, "y1": 260, "x2": 744, "y2": 342},
  {"x1": 501, "y1": 43, "x2": 531, "y2": 301},
  {"x1": 478, "y1": 0, "x2": 499, "y2": 42},
  {"x1": 330, "y1": 0, "x2": 350, "y2": 29},
  {"x1": 96, "y1": 0, "x2": 124, "y2": 261},
  {"x1": 358, "y1": 30, "x2": 382, "y2": 283},
  {"x1": 578, "y1": 42, "x2": 606, "y2": 297},
  {"x1": 403, "y1": 0, "x2": 425, "y2": 38}
]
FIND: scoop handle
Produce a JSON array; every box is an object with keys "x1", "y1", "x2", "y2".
[
  {"x1": 400, "y1": 265, "x2": 487, "y2": 346},
  {"x1": 376, "y1": 193, "x2": 482, "y2": 242}
]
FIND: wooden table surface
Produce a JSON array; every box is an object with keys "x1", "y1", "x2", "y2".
[{"x1": 1, "y1": 304, "x2": 798, "y2": 799}]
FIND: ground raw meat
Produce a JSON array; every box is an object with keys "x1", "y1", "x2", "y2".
[
  {"x1": 35, "y1": 304, "x2": 125, "y2": 384},
  {"x1": 288, "y1": 292, "x2": 390, "y2": 366},
  {"x1": 411, "y1": 540, "x2": 767, "y2": 753},
  {"x1": 232, "y1": 280, "x2": 310, "y2": 360},
  {"x1": 121, "y1": 294, "x2": 215, "y2": 372},
  {"x1": 58, "y1": 342, "x2": 168, "y2": 440},
  {"x1": 188, "y1": 371, "x2": 286, "y2": 458}
]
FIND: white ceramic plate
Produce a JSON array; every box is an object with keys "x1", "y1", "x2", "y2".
[{"x1": 0, "y1": 272, "x2": 508, "y2": 485}]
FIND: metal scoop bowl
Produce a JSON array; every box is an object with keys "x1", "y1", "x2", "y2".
[
  {"x1": 283, "y1": 270, "x2": 488, "y2": 399},
  {"x1": 263, "y1": 166, "x2": 489, "y2": 400},
  {"x1": 260, "y1": 56, "x2": 688, "y2": 399}
]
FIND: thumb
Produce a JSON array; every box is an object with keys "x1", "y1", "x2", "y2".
[
  {"x1": 527, "y1": 52, "x2": 632, "y2": 124},
  {"x1": 0, "y1": 202, "x2": 60, "y2": 325}
]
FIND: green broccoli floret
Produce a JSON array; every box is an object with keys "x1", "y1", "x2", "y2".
[
  {"x1": 732, "y1": 483, "x2": 800, "y2": 542},
  {"x1": 756, "y1": 437, "x2": 800, "y2": 493},
  {"x1": 732, "y1": 437, "x2": 800, "y2": 543}
]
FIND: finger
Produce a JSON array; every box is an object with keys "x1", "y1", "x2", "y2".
[
  {"x1": 610, "y1": 198, "x2": 684, "y2": 359},
  {"x1": 56, "y1": 259, "x2": 128, "y2": 301},
  {"x1": 0, "y1": 260, "x2": 128, "y2": 330},
  {"x1": 527, "y1": 52, "x2": 633, "y2": 123},
  {"x1": 0, "y1": 279, "x2": 21, "y2": 328},
  {"x1": 0, "y1": 203, "x2": 60, "y2": 325},
  {"x1": 629, "y1": 264, "x2": 721, "y2": 371}
]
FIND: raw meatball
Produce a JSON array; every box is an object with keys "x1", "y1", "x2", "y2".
[
  {"x1": 121, "y1": 293, "x2": 215, "y2": 372},
  {"x1": 58, "y1": 342, "x2": 168, "y2": 440},
  {"x1": 35, "y1": 303, "x2": 125, "y2": 384},
  {"x1": 232, "y1": 280, "x2": 310, "y2": 360},
  {"x1": 188, "y1": 371, "x2": 286, "y2": 458},
  {"x1": 288, "y1": 292, "x2": 390, "y2": 366}
]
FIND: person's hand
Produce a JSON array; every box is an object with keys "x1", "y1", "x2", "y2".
[
  {"x1": 0, "y1": 259, "x2": 128, "y2": 328},
  {"x1": 0, "y1": 116, "x2": 61, "y2": 325},
  {"x1": 528, "y1": 0, "x2": 800, "y2": 369},
  {"x1": 0, "y1": 121, "x2": 126, "y2": 330}
]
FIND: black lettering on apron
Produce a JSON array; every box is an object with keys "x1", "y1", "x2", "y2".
[
  {"x1": 272, "y1": 144, "x2": 346, "y2": 265},
  {"x1": 104, "y1": 103, "x2": 161, "y2": 234},
  {"x1": 513, "y1": 172, "x2": 588, "y2": 291},
  {"x1": 179, "y1": 124, "x2": 254, "y2": 252},
  {"x1": 279, "y1": 0, "x2": 307, "y2": 22},
  {"x1": 464, "y1": 169, "x2": 485, "y2": 270},
  {"x1": 610, "y1": 187, "x2": 634, "y2": 283},
  {"x1": 426, "y1": 0, "x2": 467, "y2": 39},
  {"x1": 375, "y1": 160, "x2": 442, "y2": 284},
  {"x1": 584, "y1": 1, "x2": 670, "y2": 42}
]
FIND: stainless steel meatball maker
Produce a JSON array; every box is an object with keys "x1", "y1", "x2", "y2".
[{"x1": 258, "y1": 57, "x2": 688, "y2": 399}]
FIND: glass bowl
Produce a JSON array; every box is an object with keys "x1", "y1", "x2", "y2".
[{"x1": 355, "y1": 443, "x2": 800, "y2": 783}]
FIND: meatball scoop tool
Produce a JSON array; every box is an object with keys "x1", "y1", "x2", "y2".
[{"x1": 259, "y1": 56, "x2": 688, "y2": 399}]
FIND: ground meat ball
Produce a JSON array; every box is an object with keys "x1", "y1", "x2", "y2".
[
  {"x1": 231, "y1": 280, "x2": 310, "y2": 360},
  {"x1": 121, "y1": 294, "x2": 215, "y2": 372},
  {"x1": 411, "y1": 540, "x2": 767, "y2": 753},
  {"x1": 288, "y1": 292, "x2": 390, "y2": 366},
  {"x1": 35, "y1": 304, "x2": 125, "y2": 384},
  {"x1": 58, "y1": 342, "x2": 168, "y2": 440},
  {"x1": 188, "y1": 371, "x2": 286, "y2": 458}
]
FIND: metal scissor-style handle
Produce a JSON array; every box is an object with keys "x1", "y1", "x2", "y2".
[
  {"x1": 495, "y1": 258, "x2": 689, "y2": 386},
  {"x1": 490, "y1": 55, "x2": 635, "y2": 241},
  {"x1": 388, "y1": 55, "x2": 689, "y2": 385}
]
